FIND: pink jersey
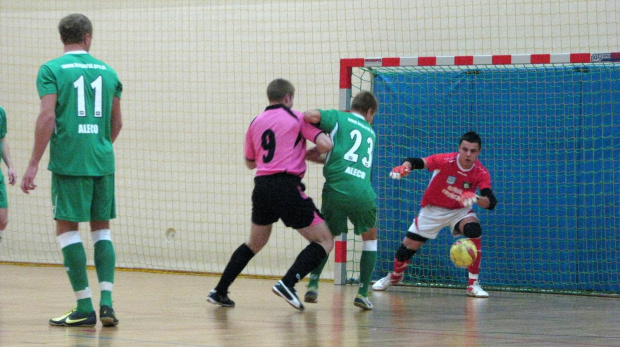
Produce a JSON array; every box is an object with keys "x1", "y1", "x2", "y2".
[
  {"x1": 420, "y1": 152, "x2": 492, "y2": 209},
  {"x1": 245, "y1": 104, "x2": 323, "y2": 178}
]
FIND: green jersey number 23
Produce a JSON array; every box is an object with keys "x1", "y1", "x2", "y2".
[{"x1": 343, "y1": 129, "x2": 373, "y2": 168}]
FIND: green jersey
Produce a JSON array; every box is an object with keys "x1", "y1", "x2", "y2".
[
  {"x1": 0, "y1": 106, "x2": 7, "y2": 153},
  {"x1": 36, "y1": 51, "x2": 122, "y2": 176},
  {"x1": 0, "y1": 106, "x2": 6, "y2": 175},
  {"x1": 318, "y1": 109, "x2": 377, "y2": 205}
]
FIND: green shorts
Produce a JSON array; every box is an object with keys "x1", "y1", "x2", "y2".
[
  {"x1": 0, "y1": 174, "x2": 7, "y2": 208},
  {"x1": 51, "y1": 173, "x2": 116, "y2": 222},
  {"x1": 321, "y1": 189, "x2": 377, "y2": 237}
]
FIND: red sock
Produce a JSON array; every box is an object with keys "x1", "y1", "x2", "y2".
[
  {"x1": 467, "y1": 238, "x2": 482, "y2": 286},
  {"x1": 392, "y1": 258, "x2": 410, "y2": 279}
]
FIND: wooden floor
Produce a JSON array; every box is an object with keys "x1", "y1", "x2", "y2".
[{"x1": 0, "y1": 264, "x2": 618, "y2": 346}]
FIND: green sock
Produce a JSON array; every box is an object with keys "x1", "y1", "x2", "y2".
[
  {"x1": 94, "y1": 239, "x2": 116, "y2": 307},
  {"x1": 61, "y1": 242, "x2": 93, "y2": 313},
  {"x1": 307, "y1": 256, "x2": 328, "y2": 289},
  {"x1": 358, "y1": 250, "x2": 377, "y2": 297}
]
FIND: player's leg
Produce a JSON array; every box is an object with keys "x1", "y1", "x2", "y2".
[
  {"x1": 372, "y1": 232, "x2": 425, "y2": 291},
  {"x1": 273, "y1": 219, "x2": 331, "y2": 310},
  {"x1": 271, "y1": 178, "x2": 332, "y2": 310},
  {"x1": 0, "y1": 176, "x2": 8, "y2": 242},
  {"x1": 49, "y1": 174, "x2": 96, "y2": 327},
  {"x1": 208, "y1": 223, "x2": 272, "y2": 307},
  {"x1": 342, "y1": 203, "x2": 378, "y2": 308},
  {"x1": 373, "y1": 206, "x2": 444, "y2": 291},
  {"x1": 209, "y1": 177, "x2": 278, "y2": 307},
  {"x1": 90, "y1": 174, "x2": 119, "y2": 326},
  {"x1": 304, "y1": 256, "x2": 327, "y2": 303},
  {"x1": 91, "y1": 221, "x2": 118, "y2": 326},
  {"x1": 456, "y1": 217, "x2": 488, "y2": 298},
  {"x1": 0, "y1": 209, "x2": 6, "y2": 243},
  {"x1": 305, "y1": 197, "x2": 344, "y2": 303},
  {"x1": 353, "y1": 226, "x2": 377, "y2": 310}
]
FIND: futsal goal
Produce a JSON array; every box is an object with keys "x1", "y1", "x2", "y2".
[{"x1": 337, "y1": 53, "x2": 620, "y2": 296}]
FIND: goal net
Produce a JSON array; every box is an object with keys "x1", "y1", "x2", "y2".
[{"x1": 339, "y1": 53, "x2": 620, "y2": 295}]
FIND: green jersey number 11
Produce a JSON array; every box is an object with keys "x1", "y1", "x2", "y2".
[{"x1": 74, "y1": 75, "x2": 103, "y2": 118}]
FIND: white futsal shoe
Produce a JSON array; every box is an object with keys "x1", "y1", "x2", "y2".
[
  {"x1": 372, "y1": 273, "x2": 402, "y2": 291},
  {"x1": 466, "y1": 281, "x2": 489, "y2": 298}
]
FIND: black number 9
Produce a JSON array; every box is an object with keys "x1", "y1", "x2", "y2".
[{"x1": 261, "y1": 129, "x2": 276, "y2": 163}]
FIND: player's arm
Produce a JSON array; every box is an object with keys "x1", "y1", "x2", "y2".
[
  {"x1": 110, "y1": 96, "x2": 122, "y2": 143},
  {"x1": 245, "y1": 158, "x2": 257, "y2": 170},
  {"x1": 389, "y1": 157, "x2": 427, "y2": 179},
  {"x1": 306, "y1": 146, "x2": 327, "y2": 164},
  {"x1": 459, "y1": 188, "x2": 497, "y2": 210},
  {"x1": 0, "y1": 137, "x2": 16, "y2": 185},
  {"x1": 305, "y1": 131, "x2": 332, "y2": 164},
  {"x1": 403, "y1": 157, "x2": 426, "y2": 170},
  {"x1": 476, "y1": 188, "x2": 497, "y2": 210},
  {"x1": 21, "y1": 93, "x2": 57, "y2": 194},
  {"x1": 313, "y1": 132, "x2": 332, "y2": 154},
  {"x1": 303, "y1": 109, "x2": 321, "y2": 125},
  {"x1": 243, "y1": 125, "x2": 258, "y2": 170}
]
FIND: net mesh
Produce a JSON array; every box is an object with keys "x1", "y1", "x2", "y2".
[
  {"x1": 0, "y1": 1, "x2": 618, "y2": 291},
  {"x1": 345, "y1": 63, "x2": 620, "y2": 294}
]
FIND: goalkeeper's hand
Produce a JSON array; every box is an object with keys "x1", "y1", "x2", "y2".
[
  {"x1": 459, "y1": 191, "x2": 479, "y2": 208},
  {"x1": 389, "y1": 165, "x2": 411, "y2": 180}
]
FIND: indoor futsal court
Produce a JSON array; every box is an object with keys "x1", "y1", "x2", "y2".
[
  {"x1": 1, "y1": 1, "x2": 619, "y2": 347},
  {"x1": 0, "y1": 264, "x2": 618, "y2": 346}
]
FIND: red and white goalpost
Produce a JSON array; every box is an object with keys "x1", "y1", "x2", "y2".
[{"x1": 334, "y1": 52, "x2": 620, "y2": 286}]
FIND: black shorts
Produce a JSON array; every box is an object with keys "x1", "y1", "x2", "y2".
[{"x1": 252, "y1": 173, "x2": 322, "y2": 229}]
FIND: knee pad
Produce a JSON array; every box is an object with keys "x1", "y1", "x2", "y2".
[
  {"x1": 405, "y1": 232, "x2": 428, "y2": 243},
  {"x1": 395, "y1": 244, "x2": 417, "y2": 262},
  {"x1": 463, "y1": 222, "x2": 482, "y2": 239}
]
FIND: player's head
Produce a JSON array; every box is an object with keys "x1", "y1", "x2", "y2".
[
  {"x1": 459, "y1": 131, "x2": 482, "y2": 149},
  {"x1": 351, "y1": 91, "x2": 379, "y2": 123},
  {"x1": 458, "y1": 131, "x2": 482, "y2": 168},
  {"x1": 59, "y1": 14, "x2": 93, "y2": 48},
  {"x1": 267, "y1": 78, "x2": 295, "y2": 107}
]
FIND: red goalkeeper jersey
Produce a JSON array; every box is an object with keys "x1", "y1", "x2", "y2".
[{"x1": 420, "y1": 152, "x2": 492, "y2": 209}]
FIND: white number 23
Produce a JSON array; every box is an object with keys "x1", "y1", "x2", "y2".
[{"x1": 343, "y1": 129, "x2": 373, "y2": 168}]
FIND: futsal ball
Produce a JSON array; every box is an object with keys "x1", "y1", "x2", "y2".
[{"x1": 450, "y1": 238, "x2": 477, "y2": 268}]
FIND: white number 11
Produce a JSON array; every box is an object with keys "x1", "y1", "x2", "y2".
[{"x1": 73, "y1": 75, "x2": 103, "y2": 118}]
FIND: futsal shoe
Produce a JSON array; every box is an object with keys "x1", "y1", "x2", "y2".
[
  {"x1": 272, "y1": 280, "x2": 304, "y2": 311},
  {"x1": 207, "y1": 290, "x2": 236, "y2": 307},
  {"x1": 304, "y1": 286, "x2": 318, "y2": 303},
  {"x1": 371, "y1": 273, "x2": 403, "y2": 291},
  {"x1": 49, "y1": 309, "x2": 96, "y2": 327},
  {"x1": 353, "y1": 294, "x2": 373, "y2": 310},
  {"x1": 99, "y1": 305, "x2": 119, "y2": 327},
  {"x1": 466, "y1": 281, "x2": 489, "y2": 298}
]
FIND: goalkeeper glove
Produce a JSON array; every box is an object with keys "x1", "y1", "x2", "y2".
[
  {"x1": 389, "y1": 165, "x2": 411, "y2": 179},
  {"x1": 459, "y1": 191, "x2": 479, "y2": 208}
]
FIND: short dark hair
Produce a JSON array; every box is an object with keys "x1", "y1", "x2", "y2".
[
  {"x1": 350, "y1": 91, "x2": 378, "y2": 115},
  {"x1": 58, "y1": 14, "x2": 92, "y2": 45},
  {"x1": 460, "y1": 131, "x2": 482, "y2": 149},
  {"x1": 266, "y1": 78, "x2": 295, "y2": 102}
]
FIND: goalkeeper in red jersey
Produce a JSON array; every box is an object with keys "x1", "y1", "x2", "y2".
[{"x1": 373, "y1": 131, "x2": 497, "y2": 297}]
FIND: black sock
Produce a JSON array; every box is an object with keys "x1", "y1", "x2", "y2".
[
  {"x1": 281, "y1": 242, "x2": 327, "y2": 288},
  {"x1": 215, "y1": 243, "x2": 255, "y2": 293}
]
